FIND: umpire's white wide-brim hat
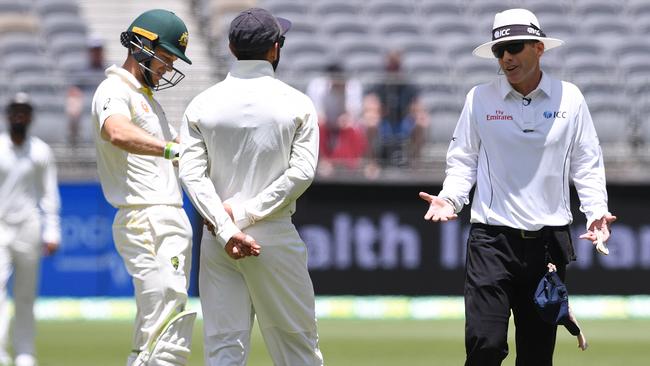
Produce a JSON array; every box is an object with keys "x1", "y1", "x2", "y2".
[{"x1": 473, "y1": 8, "x2": 564, "y2": 59}]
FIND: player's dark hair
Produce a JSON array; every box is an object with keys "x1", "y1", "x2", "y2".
[{"x1": 234, "y1": 49, "x2": 269, "y2": 61}]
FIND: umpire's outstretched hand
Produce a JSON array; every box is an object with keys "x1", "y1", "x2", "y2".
[
  {"x1": 419, "y1": 192, "x2": 458, "y2": 222},
  {"x1": 225, "y1": 232, "x2": 261, "y2": 260}
]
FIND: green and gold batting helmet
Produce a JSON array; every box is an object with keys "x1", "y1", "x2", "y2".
[
  {"x1": 120, "y1": 9, "x2": 191, "y2": 90},
  {"x1": 122, "y1": 9, "x2": 191, "y2": 64}
]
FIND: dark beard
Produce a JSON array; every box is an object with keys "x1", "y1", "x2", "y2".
[
  {"x1": 272, "y1": 49, "x2": 280, "y2": 71},
  {"x1": 9, "y1": 123, "x2": 28, "y2": 139}
]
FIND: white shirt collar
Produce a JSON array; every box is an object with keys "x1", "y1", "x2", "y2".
[
  {"x1": 105, "y1": 65, "x2": 145, "y2": 90},
  {"x1": 498, "y1": 70, "x2": 552, "y2": 100},
  {"x1": 229, "y1": 60, "x2": 275, "y2": 79}
]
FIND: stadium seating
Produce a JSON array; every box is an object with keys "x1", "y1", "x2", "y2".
[{"x1": 2, "y1": 0, "x2": 645, "y2": 171}]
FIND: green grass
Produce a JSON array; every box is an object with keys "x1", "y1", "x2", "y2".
[{"x1": 29, "y1": 319, "x2": 650, "y2": 365}]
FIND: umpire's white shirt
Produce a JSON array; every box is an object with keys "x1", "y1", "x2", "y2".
[
  {"x1": 92, "y1": 65, "x2": 182, "y2": 208},
  {"x1": 0, "y1": 134, "x2": 60, "y2": 243},
  {"x1": 179, "y1": 60, "x2": 319, "y2": 246},
  {"x1": 439, "y1": 72, "x2": 609, "y2": 230}
]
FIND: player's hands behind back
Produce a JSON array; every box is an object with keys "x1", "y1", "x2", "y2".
[
  {"x1": 225, "y1": 232, "x2": 261, "y2": 260},
  {"x1": 419, "y1": 192, "x2": 458, "y2": 222}
]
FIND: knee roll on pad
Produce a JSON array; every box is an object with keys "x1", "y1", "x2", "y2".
[{"x1": 135, "y1": 310, "x2": 197, "y2": 366}]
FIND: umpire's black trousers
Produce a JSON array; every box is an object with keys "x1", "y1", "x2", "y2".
[{"x1": 464, "y1": 223, "x2": 572, "y2": 366}]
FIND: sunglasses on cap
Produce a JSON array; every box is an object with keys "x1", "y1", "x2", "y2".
[
  {"x1": 491, "y1": 41, "x2": 536, "y2": 58},
  {"x1": 278, "y1": 35, "x2": 285, "y2": 48}
]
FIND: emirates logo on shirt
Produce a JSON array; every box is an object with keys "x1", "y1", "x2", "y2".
[
  {"x1": 141, "y1": 100, "x2": 150, "y2": 113},
  {"x1": 486, "y1": 110, "x2": 513, "y2": 121}
]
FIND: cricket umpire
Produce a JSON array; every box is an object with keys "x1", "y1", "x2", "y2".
[
  {"x1": 419, "y1": 8, "x2": 616, "y2": 366},
  {"x1": 179, "y1": 8, "x2": 323, "y2": 365},
  {"x1": 91, "y1": 9, "x2": 197, "y2": 366},
  {"x1": 0, "y1": 93, "x2": 60, "y2": 366}
]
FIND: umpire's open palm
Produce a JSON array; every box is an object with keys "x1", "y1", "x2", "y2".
[{"x1": 419, "y1": 192, "x2": 458, "y2": 222}]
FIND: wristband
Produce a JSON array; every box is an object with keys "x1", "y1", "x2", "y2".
[{"x1": 164, "y1": 142, "x2": 180, "y2": 160}]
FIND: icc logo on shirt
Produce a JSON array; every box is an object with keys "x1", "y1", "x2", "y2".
[{"x1": 544, "y1": 111, "x2": 567, "y2": 119}]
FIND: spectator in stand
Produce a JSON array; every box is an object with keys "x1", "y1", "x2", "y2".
[
  {"x1": 306, "y1": 63, "x2": 367, "y2": 176},
  {"x1": 66, "y1": 34, "x2": 108, "y2": 146},
  {"x1": 364, "y1": 50, "x2": 429, "y2": 171}
]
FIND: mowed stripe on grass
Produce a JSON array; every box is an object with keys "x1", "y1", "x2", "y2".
[{"x1": 33, "y1": 319, "x2": 650, "y2": 366}]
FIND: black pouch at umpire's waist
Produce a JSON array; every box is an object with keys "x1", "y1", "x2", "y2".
[{"x1": 549, "y1": 227, "x2": 576, "y2": 264}]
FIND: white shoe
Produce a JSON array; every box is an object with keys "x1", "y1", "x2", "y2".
[{"x1": 15, "y1": 354, "x2": 37, "y2": 366}]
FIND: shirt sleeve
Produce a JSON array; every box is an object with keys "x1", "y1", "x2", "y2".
[
  {"x1": 94, "y1": 81, "x2": 131, "y2": 129},
  {"x1": 39, "y1": 145, "x2": 61, "y2": 243},
  {"x1": 438, "y1": 88, "x2": 480, "y2": 213},
  {"x1": 230, "y1": 101, "x2": 319, "y2": 229},
  {"x1": 178, "y1": 105, "x2": 240, "y2": 247},
  {"x1": 570, "y1": 96, "x2": 610, "y2": 228}
]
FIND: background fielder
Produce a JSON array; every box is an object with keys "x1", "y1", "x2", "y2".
[{"x1": 0, "y1": 92, "x2": 61, "y2": 366}]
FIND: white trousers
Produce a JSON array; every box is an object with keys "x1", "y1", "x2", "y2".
[
  {"x1": 200, "y1": 219, "x2": 323, "y2": 366},
  {"x1": 0, "y1": 217, "x2": 41, "y2": 358},
  {"x1": 112, "y1": 205, "x2": 192, "y2": 358}
]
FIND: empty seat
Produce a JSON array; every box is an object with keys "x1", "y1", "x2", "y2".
[
  {"x1": 564, "y1": 57, "x2": 611, "y2": 80},
  {"x1": 342, "y1": 54, "x2": 384, "y2": 77},
  {"x1": 3, "y1": 53, "x2": 52, "y2": 75},
  {"x1": 561, "y1": 37, "x2": 606, "y2": 58},
  {"x1": 367, "y1": 1, "x2": 414, "y2": 17},
  {"x1": 467, "y1": 0, "x2": 513, "y2": 17},
  {"x1": 35, "y1": 0, "x2": 80, "y2": 16},
  {"x1": 402, "y1": 54, "x2": 448, "y2": 78},
  {"x1": 426, "y1": 99, "x2": 462, "y2": 144},
  {"x1": 335, "y1": 37, "x2": 383, "y2": 59},
  {"x1": 574, "y1": 0, "x2": 623, "y2": 17},
  {"x1": 581, "y1": 15, "x2": 629, "y2": 37},
  {"x1": 283, "y1": 34, "x2": 328, "y2": 59},
  {"x1": 427, "y1": 18, "x2": 476, "y2": 38},
  {"x1": 30, "y1": 108, "x2": 68, "y2": 143},
  {"x1": 42, "y1": 14, "x2": 86, "y2": 39},
  {"x1": 611, "y1": 38, "x2": 650, "y2": 66},
  {"x1": 389, "y1": 38, "x2": 438, "y2": 58},
  {"x1": 313, "y1": 1, "x2": 362, "y2": 17},
  {"x1": 13, "y1": 74, "x2": 65, "y2": 97},
  {"x1": 525, "y1": 0, "x2": 569, "y2": 22},
  {"x1": 265, "y1": 0, "x2": 310, "y2": 18},
  {"x1": 420, "y1": 1, "x2": 463, "y2": 18},
  {"x1": 323, "y1": 16, "x2": 370, "y2": 38},
  {"x1": 291, "y1": 54, "x2": 332, "y2": 76},
  {"x1": 58, "y1": 52, "x2": 89, "y2": 74},
  {"x1": 287, "y1": 17, "x2": 318, "y2": 36},
  {"x1": 0, "y1": 0, "x2": 31, "y2": 13},
  {"x1": 587, "y1": 96, "x2": 630, "y2": 144},
  {"x1": 454, "y1": 56, "x2": 499, "y2": 88},
  {"x1": 580, "y1": 80, "x2": 625, "y2": 102},
  {"x1": 628, "y1": 0, "x2": 650, "y2": 21},
  {"x1": 619, "y1": 55, "x2": 650, "y2": 85},
  {"x1": 442, "y1": 36, "x2": 483, "y2": 59},
  {"x1": 47, "y1": 32, "x2": 88, "y2": 57},
  {"x1": 0, "y1": 33, "x2": 44, "y2": 54},
  {"x1": 375, "y1": 16, "x2": 422, "y2": 39},
  {"x1": 538, "y1": 18, "x2": 576, "y2": 40}
]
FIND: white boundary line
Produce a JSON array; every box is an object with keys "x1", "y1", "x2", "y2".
[{"x1": 23, "y1": 296, "x2": 650, "y2": 321}]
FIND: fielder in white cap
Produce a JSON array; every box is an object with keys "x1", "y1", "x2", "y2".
[{"x1": 419, "y1": 8, "x2": 616, "y2": 366}]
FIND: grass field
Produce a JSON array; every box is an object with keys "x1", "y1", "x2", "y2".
[{"x1": 29, "y1": 318, "x2": 650, "y2": 365}]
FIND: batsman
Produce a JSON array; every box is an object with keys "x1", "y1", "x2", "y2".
[{"x1": 91, "y1": 9, "x2": 197, "y2": 366}]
